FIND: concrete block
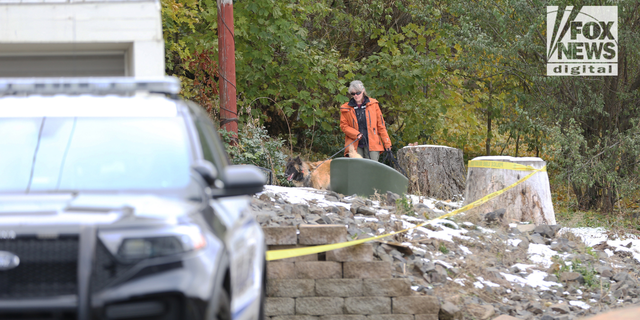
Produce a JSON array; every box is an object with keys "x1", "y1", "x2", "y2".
[
  {"x1": 263, "y1": 226, "x2": 298, "y2": 245},
  {"x1": 326, "y1": 243, "x2": 373, "y2": 262},
  {"x1": 345, "y1": 297, "x2": 391, "y2": 314},
  {"x1": 391, "y1": 296, "x2": 439, "y2": 314},
  {"x1": 267, "y1": 279, "x2": 315, "y2": 297},
  {"x1": 268, "y1": 245, "x2": 319, "y2": 263},
  {"x1": 265, "y1": 298, "x2": 295, "y2": 316},
  {"x1": 270, "y1": 316, "x2": 319, "y2": 320},
  {"x1": 296, "y1": 297, "x2": 344, "y2": 315},
  {"x1": 299, "y1": 224, "x2": 347, "y2": 245},
  {"x1": 367, "y1": 315, "x2": 414, "y2": 320},
  {"x1": 343, "y1": 261, "x2": 392, "y2": 279},
  {"x1": 268, "y1": 262, "x2": 296, "y2": 279},
  {"x1": 413, "y1": 315, "x2": 438, "y2": 320},
  {"x1": 320, "y1": 316, "x2": 367, "y2": 320},
  {"x1": 316, "y1": 279, "x2": 363, "y2": 297},
  {"x1": 296, "y1": 261, "x2": 342, "y2": 279},
  {"x1": 363, "y1": 279, "x2": 412, "y2": 296}
]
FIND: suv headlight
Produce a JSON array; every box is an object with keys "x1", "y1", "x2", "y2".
[
  {"x1": 100, "y1": 225, "x2": 207, "y2": 263},
  {"x1": 119, "y1": 236, "x2": 185, "y2": 261}
]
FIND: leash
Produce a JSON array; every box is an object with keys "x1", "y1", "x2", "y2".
[
  {"x1": 305, "y1": 134, "x2": 406, "y2": 180},
  {"x1": 363, "y1": 134, "x2": 370, "y2": 159},
  {"x1": 383, "y1": 149, "x2": 408, "y2": 177},
  {"x1": 310, "y1": 137, "x2": 361, "y2": 172}
]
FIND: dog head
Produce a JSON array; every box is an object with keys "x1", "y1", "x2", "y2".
[{"x1": 285, "y1": 157, "x2": 307, "y2": 183}]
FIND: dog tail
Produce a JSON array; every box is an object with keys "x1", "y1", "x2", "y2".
[{"x1": 348, "y1": 145, "x2": 363, "y2": 158}]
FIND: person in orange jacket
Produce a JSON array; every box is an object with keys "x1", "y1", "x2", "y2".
[{"x1": 339, "y1": 80, "x2": 392, "y2": 161}]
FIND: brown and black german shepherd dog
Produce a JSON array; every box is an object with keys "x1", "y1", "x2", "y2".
[{"x1": 285, "y1": 145, "x2": 361, "y2": 190}]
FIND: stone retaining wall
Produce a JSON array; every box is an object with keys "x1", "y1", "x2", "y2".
[{"x1": 264, "y1": 224, "x2": 440, "y2": 320}]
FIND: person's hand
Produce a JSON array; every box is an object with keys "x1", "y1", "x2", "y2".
[
  {"x1": 357, "y1": 133, "x2": 363, "y2": 140},
  {"x1": 385, "y1": 147, "x2": 392, "y2": 152}
]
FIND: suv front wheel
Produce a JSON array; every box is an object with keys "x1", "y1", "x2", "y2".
[{"x1": 215, "y1": 289, "x2": 231, "y2": 320}]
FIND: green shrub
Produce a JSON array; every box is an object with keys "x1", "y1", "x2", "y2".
[
  {"x1": 551, "y1": 256, "x2": 600, "y2": 289},
  {"x1": 395, "y1": 195, "x2": 415, "y2": 216},
  {"x1": 219, "y1": 124, "x2": 290, "y2": 186}
]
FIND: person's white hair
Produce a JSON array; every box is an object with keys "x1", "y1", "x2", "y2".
[{"x1": 348, "y1": 80, "x2": 367, "y2": 96}]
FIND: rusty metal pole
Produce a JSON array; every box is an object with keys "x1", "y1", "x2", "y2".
[{"x1": 217, "y1": 0, "x2": 238, "y2": 143}]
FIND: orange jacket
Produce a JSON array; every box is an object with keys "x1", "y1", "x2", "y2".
[{"x1": 339, "y1": 97, "x2": 392, "y2": 156}]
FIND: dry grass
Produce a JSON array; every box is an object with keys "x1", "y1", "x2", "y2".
[
  {"x1": 369, "y1": 189, "x2": 385, "y2": 203},
  {"x1": 557, "y1": 210, "x2": 588, "y2": 228},
  {"x1": 559, "y1": 229, "x2": 583, "y2": 243}
]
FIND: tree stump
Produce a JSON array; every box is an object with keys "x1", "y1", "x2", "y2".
[
  {"x1": 397, "y1": 145, "x2": 466, "y2": 199},
  {"x1": 463, "y1": 156, "x2": 556, "y2": 225}
]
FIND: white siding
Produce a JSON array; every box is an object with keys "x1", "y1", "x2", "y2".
[{"x1": 0, "y1": 0, "x2": 164, "y2": 77}]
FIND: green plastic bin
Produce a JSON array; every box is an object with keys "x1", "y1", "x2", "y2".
[{"x1": 330, "y1": 158, "x2": 408, "y2": 197}]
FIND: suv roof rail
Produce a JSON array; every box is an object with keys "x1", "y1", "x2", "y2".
[{"x1": 0, "y1": 77, "x2": 180, "y2": 96}]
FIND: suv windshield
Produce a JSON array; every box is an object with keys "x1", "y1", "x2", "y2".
[{"x1": 0, "y1": 117, "x2": 192, "y2": 192}]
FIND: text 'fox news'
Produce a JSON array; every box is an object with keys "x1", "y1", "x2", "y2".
[{"x1": 547, "y1": 6, "x2": 618, "y2": 76}]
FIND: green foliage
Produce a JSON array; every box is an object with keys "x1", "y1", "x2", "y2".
[
  {"x1": 162, "y1": 0, "x2": 640, "y2": 215},
  {"x1": 233, "y1": 0, "x2": 350, "y2": 128},
  {"x1": 162, "y1": 0, "x2": 470, "y2": 154},
  {"x1": 442, "y1": 0, "x2": 548, "y2": 157},
  {"x1": 395, "y1": 195, "x2": 415, "y2": 216},
  {"x1": 219, "y1": 124, "x2": 289, "y2": 186},
  {"x1": 549, "y1": 117, "x2": 640, "y2": 212},
  {"x1": 552, "y1": 257, "x2": 599, "y2": 290},
  {"x1": 585, "y1": 247, "x2": 598, "y2": 260},
  {"x1": 442, "y1": 0, "x2": 640, "y2": 212},
  {"x1": 438, "y1": 243, "x2": 450, "y2": 254},
  {"x1": 161, "y1": 0, "x2": 217, "y2": 106},
  {"x1": 551, "y1": 193, "x2": 640, "y2": 232},
  {"x1": 577, "y1": 265, "x2": 601, "y2": 290},
  {"x1": 439, "y1": 220, "x2": 459, "y2": 230},
  {"x1": 295, "y1": 120, "x2": 343, "y2": 159}
]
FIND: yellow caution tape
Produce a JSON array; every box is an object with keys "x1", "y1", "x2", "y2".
[
  {"x1": 266, "y1": 162, "x2": 547, "y2": 261},
  {"x1": 468, "y1": 160, "x2": 547, "y2": 172},
  {"x1": 266, "y1": 231, "x2": 409, "y2": 261},
  {"x1": 437, "y1": 165, "x2": 546, "y2": 218}
]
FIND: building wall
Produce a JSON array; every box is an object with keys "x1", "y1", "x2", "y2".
[{"x1": 0, "y1": 0, "x2": 164, "y2": 77}]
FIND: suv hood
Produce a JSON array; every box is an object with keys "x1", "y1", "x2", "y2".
[{"x1": 0, "y1": 193, "x2": 199, "y2": 227}]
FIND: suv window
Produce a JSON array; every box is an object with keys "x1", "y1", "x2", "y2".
[
  {"x1": 193, "y1": 114, "x2": 230, "y2": 175},
  {"x1": 195, "y1": 119, "x2": 216, "y2": 165},
  {"x1": 0, "y1": 117, "x2": 192, "y2": 192}
]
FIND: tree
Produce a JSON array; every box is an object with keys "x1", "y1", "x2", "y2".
[
  {"x1": 442, "y1": 0, "x2": 640, "y2": 212},
  {"x1": 162, "y1": 0, "x2": 471, "y2": 157},
  {"x1": 161, "y1": 0, "x2": 640, "y2": 213}
]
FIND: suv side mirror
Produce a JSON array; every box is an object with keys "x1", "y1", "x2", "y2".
[
  {"x1": 192, "y1": 160, "x2": 217, "y2": 187},
  {"x1": 212, "y1": 165, "x2": 265, "y2": 198}
]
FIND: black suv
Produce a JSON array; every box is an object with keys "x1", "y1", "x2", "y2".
[{"x1": 0, "y1": 77, "x2": 266, "y2": 320}]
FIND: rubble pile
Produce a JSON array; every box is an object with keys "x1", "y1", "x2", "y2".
[{"x1": 253, "y1": 186, "x2": 640, "y2": 320}]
